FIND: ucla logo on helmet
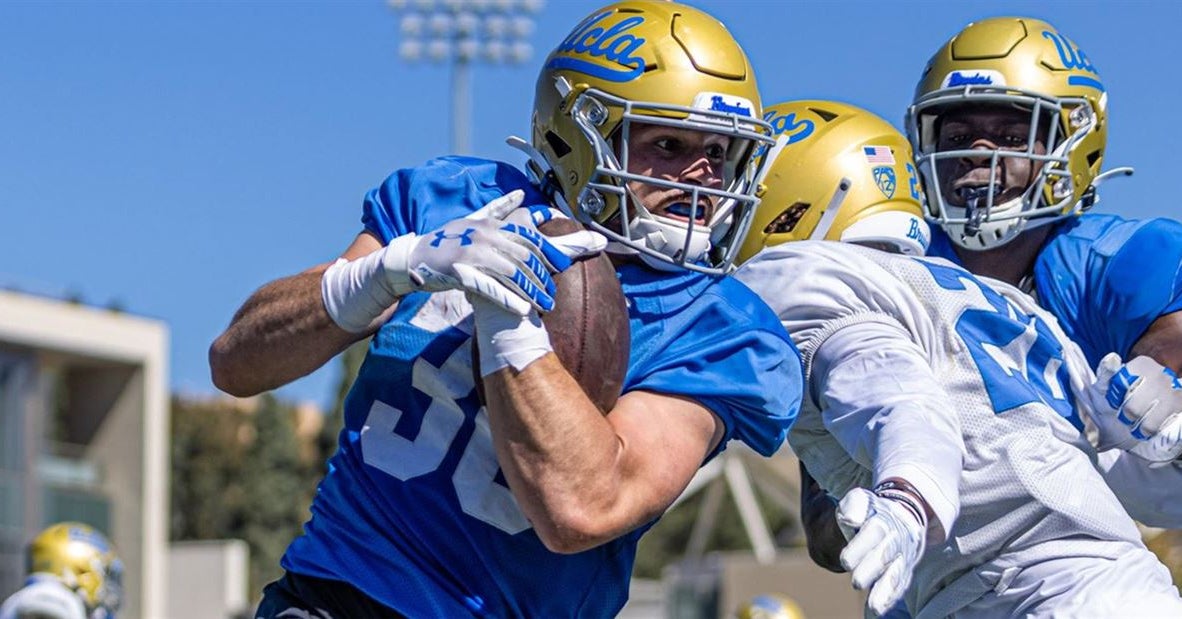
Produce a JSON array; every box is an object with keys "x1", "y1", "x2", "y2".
[
  {"x1": 873, "y1": 166, "x2": 897, "y2": 199},
  {"x1": 941, "y1": 69, "x2": 1007, "y2": 89},
  {"x1": 1042, "y1": 30, "x2": 1097, "y2": 74},
  {"x1": 67, "y1": 526, "x2": 112, "y2": 553},
  {"x1": 764, "y1": 110, "x2": 815, "y2": 145},
  {"x1": 1041, "y1": 30, "x2": 1105, "y2": 92},
  {"x1": 546, "y1": 11, "x2": 647, "y2": 82}
]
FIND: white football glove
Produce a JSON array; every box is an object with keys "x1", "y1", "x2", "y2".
[
  {"x1": 837, "y1": 484, "x2": 927, "y2": 617},
  {"x1": 323, "y1": 190, "x2": 604, "y2": 333},
  {"x1": 384, "y1": 190, "x2": 565, "y2": 314},
  {"x1": 469, "y1": 219, "x2": 608, "y2": 376},
  {"x1": 1086, "y1": 353, "x2": 1182, "y2": 458}
]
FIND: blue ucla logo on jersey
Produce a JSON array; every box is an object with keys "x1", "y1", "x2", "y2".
[
  {"x1": 547, "y1": 11, "x2": 647, "y2": 82},
  {"x1": 873, "y1": 166, "x2": 896, "y2": 199}
]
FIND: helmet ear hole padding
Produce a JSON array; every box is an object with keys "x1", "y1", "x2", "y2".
[
  {"x1": 765, "y1": 203, "x2": 811, "y2": 235},
  {"x1": 545, "y1": 130, "x2": 571, "y2": 158}
]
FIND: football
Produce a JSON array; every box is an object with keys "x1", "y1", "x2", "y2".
[{"x1": 472, "y1": 217, "x2": 629, "y2": 413}]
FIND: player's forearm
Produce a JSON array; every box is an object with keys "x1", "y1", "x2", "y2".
[
  {"x1": 1131, "y1": 310, "x2": 1182, "y2": 374},
  {"x1": 210, "y1": 268, "x2": 370, "y2": 396},
  {"x1": 813, "y1": 322, "x2": 963, "y2": 540},
  {"x1": 483, "y1": 355, "x2": 641, "y2": 553}
]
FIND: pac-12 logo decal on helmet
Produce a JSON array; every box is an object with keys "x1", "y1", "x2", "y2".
[
  {"x1": 547, "y1": 11, "x2": 647, "y2": 82},
  {"x1": 873, "y1": 166, "x2": 897, "y2": 199}
]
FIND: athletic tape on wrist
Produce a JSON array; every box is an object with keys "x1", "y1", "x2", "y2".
[
  {"x1": 321, "y1": 237, "x2": 417, "y2": 333},
  {"x1": 473, "y1": 304, "x2": 552, "y2": 375}
]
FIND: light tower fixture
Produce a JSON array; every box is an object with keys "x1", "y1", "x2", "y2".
[{"x1": 388, "y1": 0, "x2": 545, "y2": 155}]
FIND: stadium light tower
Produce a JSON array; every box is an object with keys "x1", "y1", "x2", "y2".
[{"x1": 388, "y1": 0, "x2": 544, "y2": 155}]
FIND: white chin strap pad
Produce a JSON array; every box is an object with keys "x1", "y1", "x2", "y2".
[
  {"x1": 630, "y1": 215, "x2": 712, "y2": 269},
  {"x1": 941, "y1": 196, "x2": 1026, "y2": 250}
]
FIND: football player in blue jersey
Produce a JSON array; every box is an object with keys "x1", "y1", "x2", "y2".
[
  {"x1": 736, "y1": 99, "x2": 1182, "y2": 618},
  {"x1": 208, "y1": 2, "x2": 802, "y2": 617},
  {"x1": 906, "y1": 16, "x2": 1182, "y2": 419}
]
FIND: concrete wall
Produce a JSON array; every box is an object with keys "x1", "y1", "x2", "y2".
[{"x1": 168, "y1": 540, "x2": 250, "y2": 619}]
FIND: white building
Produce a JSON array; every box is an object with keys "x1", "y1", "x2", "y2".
[{"x1": 0, "y1": 289, "x2": 169, "y2": 619}]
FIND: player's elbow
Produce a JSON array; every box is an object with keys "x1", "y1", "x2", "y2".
[
  {"x1": 208, "y1": 337, "x2": 263, "y2": 397},
  {"x1": 534, "y1": 528, "x2": 597, "y2": 555},
  {"x1": 532, "y1": 502, "x2": 646, "y2": 554}
]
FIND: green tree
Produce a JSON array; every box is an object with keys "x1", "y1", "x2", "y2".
[
  {"x1": 238, "y1": 394, "x2": 312, "y2": 593},
  {"x1": 171, "y1": 393, "x2": 315, "y2": 594},
  {"x1": 169, "y1": 396, "x2": 248, "y2": 541}
]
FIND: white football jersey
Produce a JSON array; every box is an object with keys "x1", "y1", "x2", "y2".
[
  {"x1": 0, "y1": 577, "x2": 87, "y2": 619},
  {"x1": 736, "y1": 241, "x2": 1149, "y2": 616}
]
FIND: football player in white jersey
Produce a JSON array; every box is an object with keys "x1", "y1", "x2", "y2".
[
  {"x1": 0, "y1": 523, "x2": 122, "y2": 619},
  {"x1": 734, "y1": 99, "x2": 1182, "y2": 618}
]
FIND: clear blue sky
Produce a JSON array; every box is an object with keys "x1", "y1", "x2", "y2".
[{"x1": 2, "y1": 1, "x2": 1178, "y2": 409}]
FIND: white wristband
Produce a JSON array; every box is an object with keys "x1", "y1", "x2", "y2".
[
  {"x1": 321, "y1": 236, "x2": 418, "y2": 333},
  {"x1": 472, "y1": 301, "x2": 553, "y2": 375}
]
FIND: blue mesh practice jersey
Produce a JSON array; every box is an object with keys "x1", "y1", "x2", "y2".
[
  {"x1": 281, "y1": 156, "x2": 803, "y2": 618},
  {"x1": 928, "y1": 213, "x2": 1182, "y2": 367}
]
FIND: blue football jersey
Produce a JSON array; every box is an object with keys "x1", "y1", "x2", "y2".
[
  {"x1": 281, "y1": 156, "x2": 803, "y2": 618},
  {"x1": 928, "y1": 213, "x2": 1182, "y2": 367}
]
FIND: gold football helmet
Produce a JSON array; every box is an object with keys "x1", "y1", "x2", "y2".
[
  {"x1": 517, "y1": 0, "x2": 777, "y2": 274},
  {"x1": 734, "y1": 593, "x2": 806, "y2": 619},
  {"x1": 735, "y1": 99, "x2": 929, "y2": 265},
  {"x1": 906, "y1": 16, "x2": 1119, "y2": 250},
  {"x1": 27, "y1": 522, "x2": 123, "y2": 617}
]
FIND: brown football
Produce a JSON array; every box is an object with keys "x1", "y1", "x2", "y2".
[{"x1": 472, "y1": 217, "x2": 629, "y2": 413}]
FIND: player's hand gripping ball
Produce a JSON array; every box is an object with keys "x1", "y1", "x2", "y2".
[{"x1": 473, "y1": 217, "x2": 629, "y2": 413}]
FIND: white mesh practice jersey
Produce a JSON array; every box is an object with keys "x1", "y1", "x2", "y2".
[{"x1": 736, "y1": 241, "x2": 1151, "y2": 617}]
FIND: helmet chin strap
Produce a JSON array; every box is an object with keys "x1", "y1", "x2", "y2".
[
  {"x1": 631, "y1": 215, "x2": 713, "y2": 271},
  {"x1": 609, "y1": 184, "x2": 714, "y2": 269},
  {"x1": 961, "y1": 186, "x2": 990, "y2": 237}
]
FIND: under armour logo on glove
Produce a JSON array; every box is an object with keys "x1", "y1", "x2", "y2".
[{"x1": 430, "y1": 228, "x2": 476, "y2": 248}]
